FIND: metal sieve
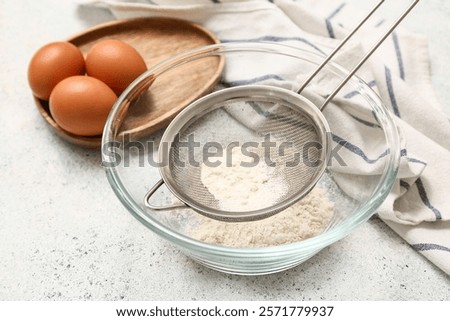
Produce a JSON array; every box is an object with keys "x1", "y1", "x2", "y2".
[{"x1": 145, "y1": 0, "x2": 419, "y2": 222}]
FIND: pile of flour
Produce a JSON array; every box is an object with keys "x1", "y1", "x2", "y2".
[
  {"x1": 200, "y1": 147, "x2": 285, "y2": 212},
  {"x1": 193, "y1": 148, "x2": 334, "y2": 248}
]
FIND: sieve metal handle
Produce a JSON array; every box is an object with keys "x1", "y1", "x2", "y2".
[
  {"x1": 296, "y1": 0, "x2": 386, "y2": 95},
  {"x1": 144, "y1": 179, "x2": 187, "y2": 211},
  {"x1": 296, "y1": 0, "x2": 420, "y2": 111},
  {"x1": 319, "y1": 0, "x2": 420, "y2": 110}
]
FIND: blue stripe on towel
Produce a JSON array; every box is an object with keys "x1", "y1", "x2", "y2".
[
  {"x1": 343, "y1": 80, "x2": 377, "y2": 99},
  {"x1": 375, "y1": 19, "x2": 385, "y2": 28},
  {"x1": 392, "y1": 32, "x2": 405, "y2": 80},
  {"x1": 385, "y1": 66, "x2": 401, "y2": 117},
  {"x1": 333, "y1": 136, "x2": 426, "y2": 167},
  {"x1": 332, "y1": 134, "x2": 390, "y2": 164},
  {"x1": 248, "y1": 101, "x2": 272, "y2": 118},
  {"x1": 406, "y1": 157, "x2": 427, "y2": 165},
  {"x1": 326, "y1": 3, "x2": 346, "y2": 39},
  {"x1": 395, "y1": 179, "x2": 441, "y2": 220},
  {"x1": 349, "y1": 114, "x2": 381, "y2": 128},
  {"x1": 400, "y1": 180, "x2": 411, "y2": 190},
  {"x1": 400, "y1": 149, "x2": 427, "y2": 166},
  {"x1": 325, "y1": 21, "x2": 335, "y2": 39},
  {"x1": 220, "y1": 36, "x2": 326, "y2": 55},
  {"x1": 412, "y1": 243, "x2": 450, "y2": 253},
  {"x1": 415, "y1": 178, "x2": 442, "y2": 220}
]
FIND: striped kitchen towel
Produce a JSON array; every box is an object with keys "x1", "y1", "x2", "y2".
[{"x1": 84, "y1": 0, "x2": 450, "y2": 275}]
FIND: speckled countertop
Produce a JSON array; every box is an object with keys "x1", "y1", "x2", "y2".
[{"x1": 0, "y1": 0, "x2": 449, "y2": 300}]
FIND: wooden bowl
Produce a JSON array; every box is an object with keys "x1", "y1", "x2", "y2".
[{"x1": 33, "y1": 17, "x2": 224, "y2": 149}]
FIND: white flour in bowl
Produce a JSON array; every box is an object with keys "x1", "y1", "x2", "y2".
[{"x1": 192, "y1": 148, "x2": 334, "y2": 248}]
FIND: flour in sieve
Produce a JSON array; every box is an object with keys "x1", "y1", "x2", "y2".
[
  {"x1": 195, "y1": 148, "x2": 334, "y2": 247},
  {"x1": 200, "y1": 147, "x2": 286, "y2": 212}
]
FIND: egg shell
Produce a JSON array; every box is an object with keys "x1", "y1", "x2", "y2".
[
  {"x1": 49, "y1": 76, "x2": 117, "y2": 136},
  {"x1": 85, "y1": 39, "x2": 147, "y2": 95},
  {"x1": 28, "y1": 42, "x2": 85, "y2": 100}
]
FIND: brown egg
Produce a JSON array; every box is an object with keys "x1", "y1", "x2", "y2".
[
  {"x1": 85, "y1": 39, "x2": 147, "y2": 95},
  {"x1": 49, "y1": 76, "x2": 117, "y2": 136},
  {"x1": 28, "y1": 42, "x2": 85, "y2": 100}
]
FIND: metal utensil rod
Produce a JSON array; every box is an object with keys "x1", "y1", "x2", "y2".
[
  {"x1": 320, "y1": 0, "x2": 420, "y2": 110},
  {"x1": 297, "y1": 0, "x2": 386, "y2": 94}
]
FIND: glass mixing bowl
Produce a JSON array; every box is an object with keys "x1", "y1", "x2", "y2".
[{"x1": 102, "y1": 42, "x2": 400, "y2": 275}]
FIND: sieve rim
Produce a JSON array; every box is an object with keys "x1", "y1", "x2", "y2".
[{"x1": 157, "y1": 85, "x2": 331, "y2": 221}]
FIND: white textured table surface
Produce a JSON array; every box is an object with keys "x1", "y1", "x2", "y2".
[{"x1": 0, "y1": 0, "x2": 449, "y2": 300}]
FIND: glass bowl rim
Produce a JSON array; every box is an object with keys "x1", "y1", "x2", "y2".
[{"x1": 102, "y1": 42, "x2": 401, "y2": 256}]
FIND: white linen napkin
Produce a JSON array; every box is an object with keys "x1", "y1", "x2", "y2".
[{"x1": 84, "y1": 0, "x2": 450, "y2": 275}]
